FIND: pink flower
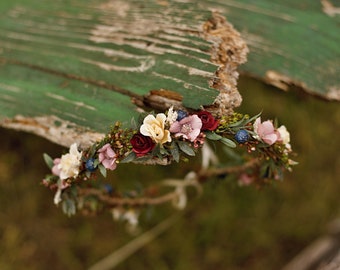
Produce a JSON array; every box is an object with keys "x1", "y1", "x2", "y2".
[
  {"x1": 253, "y1": 117, "x2": 279, "y2": 145},
  {"x1": 169, "y1": 115, "x2": 202, "y2": 142},
  {"x1": 52, "y1": 158, "x2": 61, "y2": 176},
  {"x1": 98, "y1": 143, "x2": 117, "y2": 170}
]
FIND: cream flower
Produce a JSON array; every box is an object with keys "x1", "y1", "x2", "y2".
[
  {"x1": 58, "y1": 143, "x2": 82, "y2": 180},
  {"x1": 140, "y1": 113, "x2": 171, "y2": 144},
  {"x1": 277, "y1": 125, "x2": 290, "y2": 145},
  {"x1": 277, "y1": 125, "x2": 291, "y2": 150}
]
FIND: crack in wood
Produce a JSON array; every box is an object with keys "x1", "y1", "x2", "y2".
[{"x1": 0, "y1": 57, "x2": 143, "y2": 101}]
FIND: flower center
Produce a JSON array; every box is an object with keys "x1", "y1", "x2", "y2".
[{"x1": 181, "y1": 124, "x2": 192, "y2": 134}]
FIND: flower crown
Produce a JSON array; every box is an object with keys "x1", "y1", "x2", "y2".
[{"x1": 42, "y1": 107, "x2": 296, "y2": 226}]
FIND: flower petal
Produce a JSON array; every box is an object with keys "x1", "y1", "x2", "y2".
[{"x1": 169, "y1": 121, "x2": 181, "y2": 133}]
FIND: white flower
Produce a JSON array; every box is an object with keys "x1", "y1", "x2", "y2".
[
  {"x1": 166, "y1": 106, "x2": 178, "y2": 125},
  {"x1": 277, "y1": 125, "x2": 290, "y2": 145},
  {"x1": 58, "y1": 143, "x2": 82, "y2": 180},
  {"x1": 112, "y1": 208, "x2": 139, "y2": 227},
  {"x1": 140, "y1": 113, "x2": 171, "y2": 144},
  {"x1": 123, "y1": 209, "x2": 139, "y2": 227}
]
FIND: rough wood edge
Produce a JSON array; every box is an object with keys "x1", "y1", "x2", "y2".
[{"x1": 264, "y1": 70, "x2": 340, "y2": 101}]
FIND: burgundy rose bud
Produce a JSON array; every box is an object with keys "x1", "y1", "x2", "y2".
[
  {"x1": 130, "y1": 133, "x2": 155, "y2": 157},
  {"x1": 195, "y1": 111, "x2": 219, "y2": 131}
]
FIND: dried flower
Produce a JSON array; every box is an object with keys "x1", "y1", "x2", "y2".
[
  {"x1": 253, "y1": 117, "x2": 279, "y2": 145},
  {"x1": 169, "y1": 115, "x2": 202, "y2": 142},
  {"x1": 98, "y1": 143, "x2": 117, "y2": 170},
  {"x1": 58, "y1": 143, "x2": 82, "y2": 180},
  {"x1": 130, "y1": 133, "x2": 155, "y2": 157},
  {"x1": 140, "y1": 114, "x2": 171, "y2": 144},
  {"x1": 166, "y1": 106, "x2": 178, "y2": 125},
  {"x1": 195, "y1": 111, "x2": 219, "y2": 131}
]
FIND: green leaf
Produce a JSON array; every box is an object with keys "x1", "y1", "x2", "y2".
[
  {"x1": 205, "y1": 131, "x2": 222, "y2": 140},
  {"x1": 120, "y1": 151, "x2": 136, "y2": 163},
  {"x1": 159, "y1": 146, "x2": 169, "y2": 155},
  {"x1": 98, "y1": 164, "x2": 107, "y2": 178},
  {"x1": 85, "y1": 171, "x2": 91, "y2": 178},
  {"x1": 245, "y1": 112, "x2": 262, "y2": 125},
  {"x1": 170, "y1": 141, "x2": 180, "y2": 163},
  {"x1": 43, "y1": 153, "x2": 54, "y2": 169},
  {"x1": 220, "y1": 138, "x2": 236, "y2": 148},
  {"x1": 93, "y1": 159, "x2": 100, "y2": 167},
  {"x1": 177, "y1": 141, "x2": 195, "y2": 156},
  {"x1": 61, "y1": 198, "x2": 76, "y2": 217}
]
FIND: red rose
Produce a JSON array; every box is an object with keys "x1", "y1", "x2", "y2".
[
  {"x1": 130, "y1": 133, "x2": 155, "y2": 157},
  {"x1": 195, "y1": 111, "x2": 219, "y2": 131}
]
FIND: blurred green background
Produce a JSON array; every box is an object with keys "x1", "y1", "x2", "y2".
[{"x1": 0, "y1": 77, "x2": 339, "y2": 270}]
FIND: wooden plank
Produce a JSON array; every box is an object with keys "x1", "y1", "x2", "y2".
[
  {"x1": 0, "y1": 0, "x2": 247, "y2": 146},
  {"x1": 216, "y1": 0, "x2": 340, "y2": 99},
  {"x1": 1, "y1": 0, "x2": 338, "y2": 146}
]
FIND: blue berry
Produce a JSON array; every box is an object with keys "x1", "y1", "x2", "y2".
[
  {"x1": 234, "y1": 130, "x2": 249, "y2": 144},
  {"x1": 85, "y1": 158, "x2": 97, "y2": 172},
  {"x1": 103, "y1": 184, "x2": 113, "y2": 194},
  {"x1": 176, "y1": 110, "x2": 188, "y2": 121}
]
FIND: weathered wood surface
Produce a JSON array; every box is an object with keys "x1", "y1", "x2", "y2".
[
  {"x1": 0, "y1": 0, "x2": 248, "y2": 146},
  {"x1": 0, "y1": 0, "x2": 339, "y2": 147}
]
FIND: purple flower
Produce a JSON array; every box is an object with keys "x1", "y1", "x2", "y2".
[
  {"x1": 98, "y1": 143, "x2": 117, "y2": 170},
  {"x1": 169, "y1": 115, "x2": 202, "y2": 142}
]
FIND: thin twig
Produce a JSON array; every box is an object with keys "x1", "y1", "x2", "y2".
[
  {"x1": 78, "y1": 188, "x2": 178, "y2": 207},
  {"x1": 88, "y1": 213, "x2": 179, "y2": 270},
  {"x1": 197, "y1": 158, "x2": 260, "y2": 181}
]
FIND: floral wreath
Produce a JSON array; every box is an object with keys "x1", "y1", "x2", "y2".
[{"x1": 42, "y1": 107, "x2": 296, "y2": 227}]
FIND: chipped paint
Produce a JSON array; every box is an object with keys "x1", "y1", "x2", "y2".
[
  {"x1": 79, "y1": 56, "x2": 155, "y2": 72},
  {"x1": 164, "y1": 60, "x2": 215, "y2": 78},
  {"x1": 265, "y1": 70, "x2": 292, "y2": 91},
  {"x1": 321, "y1": 0, "x2": 340, "y2": 17},
  {"x1": 45, "y1": 93, "x2": 96, "y2": 111},
  {"x1": 0, "y1": 83, "x2": 22, "y2": 93},
  {"x1": 0, "y1": 115, "x2": 104, "y2": 149},
  {"x1": 326, "y1": 86, "x2": 340, "y2": 101}
]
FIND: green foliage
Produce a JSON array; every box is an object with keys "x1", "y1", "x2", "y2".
[
  {"x1": 177, "y1": 141, "x2": 196, "y2": 157},
  {"x1": 43, "y1": 153, "x2": 54, "y2": 169}
]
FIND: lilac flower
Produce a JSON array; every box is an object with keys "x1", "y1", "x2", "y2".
[
  {"x1": 98, "y1": 143, "x2": 117, "y2": 170},
  {"x1": 253, "y1": 117, "x2": 279, "y2": 145},
  {"x1": 170, "y1": 115, "x2": 202, "y2": 142}
]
